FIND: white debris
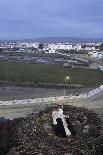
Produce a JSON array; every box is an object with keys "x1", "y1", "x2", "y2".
[{"x1": 83, "y1": 125, "x2": 89, "y2": 133}]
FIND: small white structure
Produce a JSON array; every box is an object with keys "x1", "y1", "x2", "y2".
[
  {"x1": 85, "y1": 47, "x2": 96, "y2": 51},
  {"x1": 98, "y1": 65, "x2": 103, "y2": 72},
  {"x1": 89, "y1": 51, "x2": 103, "y2": 59}
]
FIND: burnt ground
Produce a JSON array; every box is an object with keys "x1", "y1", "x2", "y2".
[{"x1": 0, "y1": 105, "x2": 103, "y2": 155}]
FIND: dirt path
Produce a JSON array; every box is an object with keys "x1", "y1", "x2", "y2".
[
  {"x1": 62, "y1": 92, "x2": 103, "y2": 115},
  {"x1": 0, "y1": 91, "x2": 103, "y2": 119},
  {"x1": 0, "y1": 86, "x2": 95, "y2": 100}
]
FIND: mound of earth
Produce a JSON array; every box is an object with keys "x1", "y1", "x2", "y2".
[{"x1": 0, "y1": 105, "x2": 103, "y2": 155}]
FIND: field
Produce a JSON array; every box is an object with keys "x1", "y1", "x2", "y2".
[{"x1": 0, "y1": 61, "x2": 103, "y2": 86}]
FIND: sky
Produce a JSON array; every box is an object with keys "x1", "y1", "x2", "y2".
[{"x1": 0, "y1": 0, "x2": 103, "y2": 39}]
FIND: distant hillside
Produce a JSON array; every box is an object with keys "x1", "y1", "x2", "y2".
[
  {"x1": 34, "y1": 37, "x2": 103, "y2": 43},
  {"x1": 0, "y1": 37, "x2": 103, "y2": 43}
]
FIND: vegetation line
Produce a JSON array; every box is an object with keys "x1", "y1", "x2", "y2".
[{"x1": 0, "y1": 61, "x2": 103, "y2": 86}]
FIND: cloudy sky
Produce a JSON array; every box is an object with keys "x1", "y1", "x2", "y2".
[{"x1": 0, "y1": 0, "x2": 103, "y2": 39}]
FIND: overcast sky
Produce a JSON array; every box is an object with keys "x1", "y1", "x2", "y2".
[{"x1": 0, "y1": 0, "x2": 103, "y2": 39}]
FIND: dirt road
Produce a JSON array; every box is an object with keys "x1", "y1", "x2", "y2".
[
  {"x1": 0, "y1": 91, "x2": 103, "y2": 119},
  {"x1": 0, "y1": 86, "x2": 95, "y2": 100}
]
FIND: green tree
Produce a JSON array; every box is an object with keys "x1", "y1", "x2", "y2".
[
  {"x1": 100, "y1": 43, "x2": 103, "y2": 50},
  {"x1": 38, "y1": 43, "x2": 44, "y2": 49}
]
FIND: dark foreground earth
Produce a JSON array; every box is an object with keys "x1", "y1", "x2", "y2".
[{"x1": 0, "y1": 105, "x2": 103, "y2": 155}]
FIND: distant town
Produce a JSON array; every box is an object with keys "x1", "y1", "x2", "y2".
[
  {"x1": 0, "y1": 40, "x2": 103, "y2": 71},
  {"x1": 0, "y1": 40, "x2": 102, "y2": 53}
]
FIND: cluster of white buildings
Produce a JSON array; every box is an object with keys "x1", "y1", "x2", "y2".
[
  {"x1": 89, "y1": 51, "x2": 103, "y2": 59},
  {"x1": 45, "y1": 43, "x2": 82, "y2": 53},
  {"x1": 0, "y1": 42, "x2": 39, "y2": 50},
  {"x1": 43, "y1": 42, "x2": 101, "y2": 53},
  {"x1": 0, "y1": 41, "x2": 102, "y2": 54}
]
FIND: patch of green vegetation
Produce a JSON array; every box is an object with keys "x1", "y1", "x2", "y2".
[{"x1": 0, "y1": 61, "x2": 103, "y2": 86}]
